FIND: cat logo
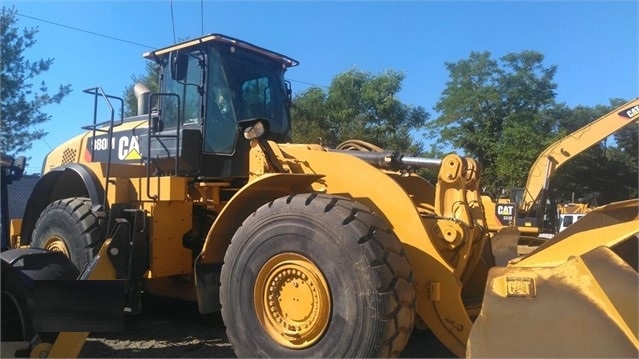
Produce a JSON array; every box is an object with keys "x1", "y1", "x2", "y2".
[
  {"x1": 497, "y1": 205, "x2": 514, "y2": 216},
  {"x1": 495, "y1": 203, "x2": 516, "y2": 226},
  {"x1": 118, "y1": 136, "x2": 141, "y2": 160},
  {"x1": 619, "y1": 104, "x2": 639, "y2": 119}
]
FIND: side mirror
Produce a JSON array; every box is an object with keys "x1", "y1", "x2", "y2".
[
  {"x1": 0, "y1": 154, "x2": 26, "y2": 181},
  {"x1": 284, "y1": 81, "x2": 293, "y2": 109},
  {"x1": 13, "y1": 156, "x2": 25, "y2": 177},
  {"x1": 11, "y1": 156, "x2": 26, "y2": 181},
  {"x1": 151, "y1": 109, "x2": 164, "y2": 133},
  {"x1": 170, "y1": 51, "x2": 189, "y2": 82}
]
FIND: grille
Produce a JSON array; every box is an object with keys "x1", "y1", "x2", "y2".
[{"x1": 61, "y1": 148, "x2": 77, "y2": 165}]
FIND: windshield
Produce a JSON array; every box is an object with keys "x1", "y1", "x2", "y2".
[{"x1": 203, "y1": 45, "x2": 290, "y2": 154}]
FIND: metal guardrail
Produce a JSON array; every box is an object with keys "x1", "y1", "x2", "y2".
[
  {"x1": 82, "y1": 87, "x2": 124, "y2": 209},
  {"x1": 145, "y1": 93, "x2": 181, "y2": 200}
]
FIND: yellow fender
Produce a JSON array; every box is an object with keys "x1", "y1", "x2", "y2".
[{"x1": 199, "y1": 173, "x2": 323, "y2": 264}]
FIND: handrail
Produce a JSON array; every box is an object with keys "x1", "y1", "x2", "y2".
[
  {"x1": 81, "y1": 87, "x2": 125, "y2": 209},
  {"x1": 145, "y1": 93, "x2": 181, "y2": 200},
  {"x1": 81, "y1": 87, "x2": 125, "y2": 129}
]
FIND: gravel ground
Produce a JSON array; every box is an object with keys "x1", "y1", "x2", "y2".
[{"x1": 79, "y1": 294, "x2": 455, "y2": 358}]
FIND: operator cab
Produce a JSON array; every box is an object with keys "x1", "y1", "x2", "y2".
[{"x1": 141, "y1": 34, "x2": 297, "y2": 178}]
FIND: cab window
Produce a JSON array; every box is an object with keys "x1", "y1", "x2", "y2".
[
  {"x1": 161, "y1": 52, "x2": 203, "y2": 128},
  {"x1": 562, "y1": 216, "x2": 574, "y2": 227},
  {"x1": 240, "y1": 77, "x2": 272, "y2": 120},
  {"x1": 203, "y1": 49, "x2": 237, "y2": 154}
]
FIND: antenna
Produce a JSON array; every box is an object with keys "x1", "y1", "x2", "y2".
[
  {"x1": 201, "y1": 0, "x2": 204, "y2": 36},
  {"x1": 170, "y1": 0, "x2": 177, "y2": 43}
]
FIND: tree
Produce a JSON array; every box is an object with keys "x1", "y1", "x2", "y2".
[
  {"x1": 291, "y1": 68, "x2": 429, "y2": 154},
  {"x1": 613, "y1": 121, "x2": 639, "y2": 200},
  {"x1": 1, "y1": 6, "x2": 71, "y2": 155},
  {"x1": 427, "y1": 50, "x2": 560, "y2": 190},
  {"x1": 122, "y1": 61, "x2": 160, "y2": 117},
  {"x1": 613, "y1": 120, "x2": 638, "y2": 164}
]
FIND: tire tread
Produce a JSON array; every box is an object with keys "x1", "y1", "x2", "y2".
[
  {"x1": 311, "y1": 194, "x2": 415, "y2": 357},
  {"x1": 31, "y1": 197, "x2": 106, "y2": 270}
]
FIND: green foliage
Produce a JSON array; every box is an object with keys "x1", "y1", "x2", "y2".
[
  {"x1": 122, "y1": 61, "x2": 160, "y2": 117},
  {"x1": 428, "y1": 50, "x2": 560, "y2": 190},
  {"x1": 0, "y1": 6, "x2": 71, "y2": 155},
  {"x1": 603, "y1": 146, "x2": 638, "y2": 201},
  {"x1": 427, "y1": 50, "x2": 636, "y2": 203},
  {"x1": 291, "y1": 68, "x2": 429, "y2": 154},
  {"x1": 614, "y1": 124, "x2": 638, "y2": 162},
  {"x1": 291, "y1": 87, "x2": 329, "y2": 144}
]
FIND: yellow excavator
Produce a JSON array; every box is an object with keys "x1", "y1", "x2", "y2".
[
  {"x1": 482, "y1": 97, "x2": 639, "y2": 236},
  {"x1": 1, "y1": 34, "x2": 637, "y2": 358}
]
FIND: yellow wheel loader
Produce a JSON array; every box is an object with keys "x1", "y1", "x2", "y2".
[{"x1": 2, "y1": 34, "x2": 637, "y2": 358}]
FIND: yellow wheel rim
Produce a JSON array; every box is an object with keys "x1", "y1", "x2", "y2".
[
  {"x1": 30, "y1": 342, "x2": 52, "y2": 358},
  {"x1": 254, "y1": 253, "x2": 331, "y2": 349},
  {"x1": 42, "y1": 236, "x2": 70, "y2": 257}
]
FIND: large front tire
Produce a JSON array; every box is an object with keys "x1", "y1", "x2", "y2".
[
  {"x1": 220, "y1": 193, "x2": 415, "y2": 357},
  {"x1": 31, "y1": 198, "x2": 106, "y2": 272}
]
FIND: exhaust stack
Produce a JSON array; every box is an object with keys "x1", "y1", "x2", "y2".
[{"x1": 134, "y1": 83, "x2": 151, "y2": 116}]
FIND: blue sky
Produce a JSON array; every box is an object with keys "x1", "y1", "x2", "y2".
[{"x1": 4, "y1": 0, "x2": 638, "y2": 174}]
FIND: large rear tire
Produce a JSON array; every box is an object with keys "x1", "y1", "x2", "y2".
[
  {"x1": 31, "y1": 198, "x2": 106, "y2": 272},
  {"x1": 220, "y1": 193, "x2": 415, "y2": 357}
]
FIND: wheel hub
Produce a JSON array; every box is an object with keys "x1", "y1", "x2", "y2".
[
  {"x1": 43, "y1": 235, "x2": 70, "y2": 257},
  {"x1": 254, "y1": 253, "x2": 331, "y2": 349}
]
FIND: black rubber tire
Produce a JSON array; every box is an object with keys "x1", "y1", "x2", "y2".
[
  {"x1": 220, "y1": 193, "x2": 415, "y2": 358},
  {"x1": 31, "y1": 198, "x2": 106, "y2": 272},
  {"x1": 1, "y1": 261, "x2": 33, "y2": 342},
  {"x1": 1, "y1": 250, "x2": 79, "y2": 346}
]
